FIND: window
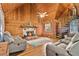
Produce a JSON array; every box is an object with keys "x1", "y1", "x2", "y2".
[
  {"x1": 70, "y1": 19, "x2": 79, "y2": 33},
  {"x1": 44, "y1": 23, "x2": 52, "y2": 32},
  {"x1": 0, "y1": 8, "x2": 4, "y2": 42}
]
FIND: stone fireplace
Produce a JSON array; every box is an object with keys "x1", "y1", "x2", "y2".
[
  {"x1": 21, "y1": 23, "x2": 37, "y2": 40},
  {"x1": 23, "y1": 27, "x2": 37, "y2": 37}
]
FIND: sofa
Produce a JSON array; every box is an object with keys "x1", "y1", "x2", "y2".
[
  {"x1": 46, "y1": 33, "x2": 79, "y2": 56},
  {"x1": 55, "y1": 33, "x2": 75, "y2": 49}
]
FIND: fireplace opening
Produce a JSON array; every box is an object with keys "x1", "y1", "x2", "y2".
[{"x1": 26, "y1": 31, "x2": 35, "y2": 37}]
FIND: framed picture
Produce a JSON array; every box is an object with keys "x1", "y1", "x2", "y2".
[{"x1": 44, "y1": 23, "x2": 52, "y2": 32}]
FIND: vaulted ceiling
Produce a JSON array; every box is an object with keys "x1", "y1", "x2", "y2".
[
  {"x1": 55, "y1": 3, "x2": 74, "y2": 19},
  {"x1": 1, "y1": 3, "x2": 79, "y2": 20}
]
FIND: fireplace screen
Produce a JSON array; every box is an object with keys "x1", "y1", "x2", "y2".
[{"x1": 27, "y1": 31, "x2": 36, "y2": 36}]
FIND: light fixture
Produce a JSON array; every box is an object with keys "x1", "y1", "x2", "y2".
[{"x1": 37, "y1": 11, "x2": 48, "y2": 18}]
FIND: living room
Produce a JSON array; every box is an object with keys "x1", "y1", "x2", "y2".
[{"x1": 0, "y1": 3, "x2": 79, "y2": 56}]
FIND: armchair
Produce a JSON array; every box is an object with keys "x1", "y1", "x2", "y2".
[{"x1": 3, "y1": 31, "x2": 27, "y2": 53}]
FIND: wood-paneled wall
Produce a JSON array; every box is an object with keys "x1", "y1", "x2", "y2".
[
  {"x1": 3, "y1": 3, "x2": 58, "y2": 38},
  {"x1": 5, "y1": 4, "x2": 30, "y2": 36},
  {"x1": 3, "y1": 3, "x2": 74, "y2": 39}
]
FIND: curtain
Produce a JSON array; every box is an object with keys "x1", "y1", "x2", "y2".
[{"x1": 0, "y1": 5, "x2": 4, "y2": 42}]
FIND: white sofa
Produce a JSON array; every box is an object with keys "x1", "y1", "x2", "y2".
[{"x1": 46, "y1": 33, "x2": 79, "y2": 56}]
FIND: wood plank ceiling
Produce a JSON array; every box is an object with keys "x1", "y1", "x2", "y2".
[
  {"x1": 1, "y1": 3, "x2": 23, "y2": 14},
  {"x1": 1, "y1": 3, "x2": 76, "y2": 19},
  {"x1": 55, "y1": 3, "x2": 74, "y2": 19}
]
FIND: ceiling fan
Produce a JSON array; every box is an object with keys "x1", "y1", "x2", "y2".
[
  {"x1": 37, "y1": 11, "x2": 48, "y2": 18},
  {"x1": 36, "y1": 8, "x2": 55, "y2": 19}
]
